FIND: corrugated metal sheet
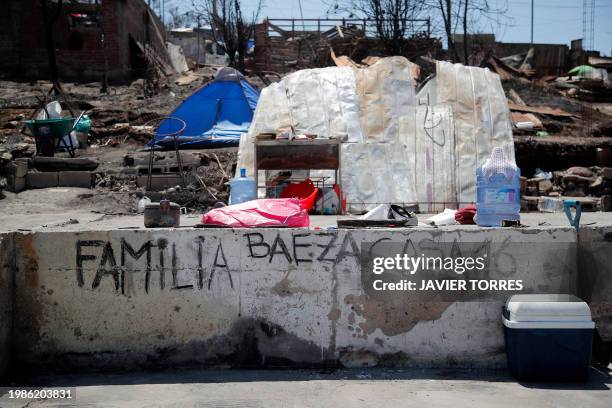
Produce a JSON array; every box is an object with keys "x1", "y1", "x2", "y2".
[
  {"x1": 238, "y1": 58, "x2": 515, "y2": 212},
  {"x1": 416, "y1": 61, "x2": 515, "y2": 206}
]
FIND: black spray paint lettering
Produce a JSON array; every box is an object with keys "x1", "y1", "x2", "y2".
[
  {"x1": 269, "y1": 233, "x2": 293, "y2": 264},
  {"x1": 172, "y1": 243, "x2": 193, "y2": 290},
  {"x1": 74, "y1": 232, "x2": 364, "y2": 293},
  {"x1": 157, "y1": 238, "x2": 167, "y2": 290},
  {"x1": 76, "y1": 240, "x2": 104, "y2": 287},
  {"x1": 209, "y1": 241, "x2": 233, "y2": 290},
  {"x1": 74, "y1": 237, "x2": 231, "y2": 293},
  {"x1": 316, "y1": 232, "x2": 338, "y2": 263},
  {"x1": 490, "y1": 237, "x2": 517, "y2": 277},
  {"x1": 244, "y1": 231, "x2": 360, "y2": 265},
  {"x1": 336, "y1": 232, "x2": 361, "y2": 264},
  {"x1": 292, "y1": 233, "x2": 312, "y2": 265},
  {"x1": 91, "y1": 242, "x2": 123, "y2": 293},
  {"x1": 121, "y1": 238, "x2": 153, "y2": 293},
  {"x1": 196, "y1": 236, "x2": 205, "y2": 290},
  {"x1": 245, "y1": 233, "x2": 270, "y2": 258}
]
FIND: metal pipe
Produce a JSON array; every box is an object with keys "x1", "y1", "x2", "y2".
[{"x1": 531, "y1": 0, "x2": 534, "y2": 44}]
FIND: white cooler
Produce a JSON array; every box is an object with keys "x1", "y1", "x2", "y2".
[{"x1": 503, "y1": 294, "x2": 594, "y2": 381}]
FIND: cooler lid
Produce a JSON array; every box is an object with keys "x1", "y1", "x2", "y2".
[{"x1": 505, "y1": 294, "x2": 592, "y2": 323}]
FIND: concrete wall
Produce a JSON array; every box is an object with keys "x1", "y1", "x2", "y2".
[
  {"x1": 577, "y1": 226, "x2": 612, "y2": 341},
  {"x1": 6, "y1": 226, "x2": 603, "y2": 374},
  {"x1": 0, "y1": 233, "x2": 14, "y2": 379}
]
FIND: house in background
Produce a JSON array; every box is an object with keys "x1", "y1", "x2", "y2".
[{"x1": 168, "y1": 27, "x2": 229, "y2": 67}]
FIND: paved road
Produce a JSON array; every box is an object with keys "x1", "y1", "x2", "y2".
[{"x1": 1, "y1": 367, "x2": 611, "y2": 407}]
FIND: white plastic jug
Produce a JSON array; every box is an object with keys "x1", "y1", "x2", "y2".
[{"x1": 229, "y1": 168, "x2": 256, "y2": 205}]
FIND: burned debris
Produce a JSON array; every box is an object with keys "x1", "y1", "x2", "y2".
[{"x1": 0, "y1": 1, "x2": 610, "y2": 223}]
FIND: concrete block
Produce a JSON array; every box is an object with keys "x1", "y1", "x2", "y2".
[
  {"x1": 137, "y1": 175, "x2": 183, "y2": 190},
  {"x1": 26, "y1": 172, "x2": 59, "y2": 188},
  {"x1": 58, "y1": 171, "x2": 92, "y2": 188},
  {"x1": 6, "y1": 174, "x2": 25, "y2": 193},
  {"x1": 8, "y1": 161, "x2": 28, "y2": 178},
  {"x1": 599, "y1": 195, "x2": 612, "y2": 212}
]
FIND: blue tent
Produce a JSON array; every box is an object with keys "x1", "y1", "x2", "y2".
[{"x1": 148, "y1": 67, "x2": 259, "y2": 149}]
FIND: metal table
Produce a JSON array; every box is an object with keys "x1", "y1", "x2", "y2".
[{"x1": 254, "y1": 138, "x2": 342, "y2": 211}]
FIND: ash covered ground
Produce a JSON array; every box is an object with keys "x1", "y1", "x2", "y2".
[{"x1": 0, "y1": 68, "x2": 272, "y2": 214}]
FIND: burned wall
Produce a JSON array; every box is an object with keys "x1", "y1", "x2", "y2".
[
  {"x1": 0, "y1": 0, "x2": 21, "y2": 77},
  {"x1": 7, "y1": 226, "x2": 603, "y2": 374},
  {"x1": 494, "y1": 43, "x2": 569, "y2": 77},
  {"x1": 0, "y1": 0, "x2": 169, "y2": 82}
]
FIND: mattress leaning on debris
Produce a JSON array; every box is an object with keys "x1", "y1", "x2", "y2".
[{"x1": 237, "y1": 57, "x2": 514, "y2": 213}]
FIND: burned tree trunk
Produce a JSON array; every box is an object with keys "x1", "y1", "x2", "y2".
[
  {"x1": 462, "y1": 0, "x2": 469, "y2": 64},
  {"x1": 40, "y1": 0, "x2": 64, "y2": 94}
]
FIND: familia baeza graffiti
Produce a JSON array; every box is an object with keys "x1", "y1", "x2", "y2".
[
  {"x1": 74, "y1": 231, "x2": 518, "y2": 296},
  {"x1": 75, "y1": 231, "x2": 364, "y2": 294}
]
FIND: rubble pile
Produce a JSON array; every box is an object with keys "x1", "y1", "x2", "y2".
[
  {"x1": 0, "y1": 67, "x2": 266, "y2": 146},
  {"x1": 502, "y1": 78, "x2": 610, "y2": 139},
  {"x1": 0, "y1": 69, "x2": 250, "y2": 209},
  {"x1": 0, "y1": 51, "x2": 610, "y2": 215},
  {"x1": 499, "y1": 63, "x2": 612, "y2": 194},
  {"x1": 522, "y1": 166, "x2": 612, "y2": 212},
  {"x1": 82, "y1": 149, "x2": 237, "y2": 214}
]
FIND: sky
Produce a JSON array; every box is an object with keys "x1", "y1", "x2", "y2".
[{"x1": 165, "y1": 0, "x2": 612, "y2": 55}]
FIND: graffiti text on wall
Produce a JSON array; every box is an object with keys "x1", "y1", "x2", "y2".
[{"x1": 74, "y1": 231, "x2": 362, "y2": 294}]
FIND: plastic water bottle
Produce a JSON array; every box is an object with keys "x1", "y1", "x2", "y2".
[
  {"x1": 230, "y1": 168, "x2": 256, "y2": 205},
  {"x1": 476, "y1": 147, "x2": 521, "y2": 227},
  {"x1": 537, "y1": 197, "x2": 563, "y2": 213}
]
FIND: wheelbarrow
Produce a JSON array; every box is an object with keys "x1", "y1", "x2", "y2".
[{"x1": 25, "y1": 117, "x2": 77, "y2": 157}]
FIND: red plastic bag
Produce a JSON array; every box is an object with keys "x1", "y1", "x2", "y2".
[{"x1": 202, "y1": 198, "x2": 310, "y2": 228}]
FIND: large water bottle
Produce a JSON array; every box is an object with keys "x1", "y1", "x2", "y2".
[
  {"x1": 230, "y1": 168, "x2": 256, "y2": 205},
  {"x1": 476, "y1": 147, "x2": 521, "y2": 227}
]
